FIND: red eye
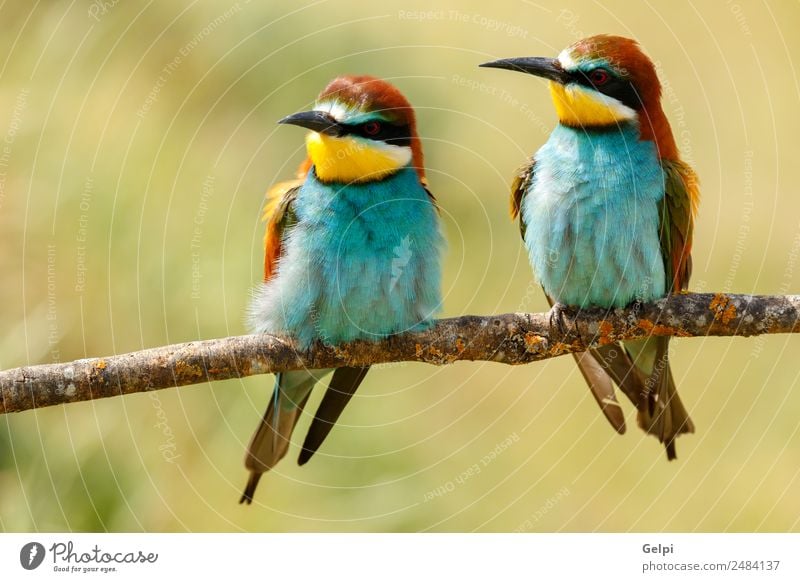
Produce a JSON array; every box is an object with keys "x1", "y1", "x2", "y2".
[
  {"x1": 590, "y1": 68, "x2": 610, "y2": 86},
  {"x1": 362, "y1": 121, "x2": 381, "y2": 136}
]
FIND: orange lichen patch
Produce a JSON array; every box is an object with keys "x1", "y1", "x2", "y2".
[
  {"x1": 174, "y1": 360, "x2": 204, "y2": 379},
  {"x1": 637, "y1": 319, "x2": 691, "y2": 338},
  {"x1": 722, "y1": 304, "x2": 737, "y2": 324},
  {"x1": 427, "y1": 345, "x2": 444, "y2": 359},
  {"x1": 88, "y1": 362, "x2": 107, "y2": 384},
  {"x1": 666, "y1": 326, "x2": 692, "y2": 337},
  {"x1": 455, "y1": 337, "x2": 466, "y2": 353},
  {"x1": 523, "y1": 332, "x2": 544, "y2": 352},
  {"x1": 709, "y1": 293, "x2": 726, "y2": 311},
  {"x1": 415, "y1": 343, "x2": 423, "y2": 358},
  {"x1": 549, "y1": 341, "x2": 580, "y2": 356},
  {"x1": 598, "y1": 320, "x2": 615, "y2": 345},
  {"x1": 709, "y1": 293, "x2": 737, "y2": 324}
]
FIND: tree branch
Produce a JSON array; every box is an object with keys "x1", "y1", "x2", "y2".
[{"x1": 1, "y1": 292, "x2": 798, "y2": 414}]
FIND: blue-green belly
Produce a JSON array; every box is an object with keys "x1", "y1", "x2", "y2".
[{"x1": 522, "y1": 123, "x2": 666, "y2": 308}]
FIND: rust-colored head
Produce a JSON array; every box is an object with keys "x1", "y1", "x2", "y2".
[{"x1": 278, "y1": 75, "x2": 425, "y2": 182}]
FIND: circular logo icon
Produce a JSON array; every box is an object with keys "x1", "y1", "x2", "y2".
[{"x1": 19, "y1": 542, "x2": 45, "y2": 570}]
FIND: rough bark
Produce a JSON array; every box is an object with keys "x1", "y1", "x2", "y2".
[{"x1": 1, "y1": 293, "x2": 798, "y2": 414}]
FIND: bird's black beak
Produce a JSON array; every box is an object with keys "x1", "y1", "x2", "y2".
[
  {"x1": 277, "y1": 110, "x2": 344, "y2": 136},
  {"x1": 479, "y1": 57, "x2": 569, "y2": 84}
]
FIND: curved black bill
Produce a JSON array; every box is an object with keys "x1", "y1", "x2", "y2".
[
  {"x1": 479, "y1": 56, "x2": 569, "y2": 84},
  {"x1": 277, "y1": 110, "x2": 343, "y2": 136}
]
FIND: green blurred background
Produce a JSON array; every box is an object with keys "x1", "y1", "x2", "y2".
[{"x1": 1, "y1": 0, "x2": 799, "y2": 532}]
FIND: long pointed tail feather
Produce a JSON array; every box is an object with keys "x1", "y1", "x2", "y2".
[
  {"x1": 632, "y1": 339, "x2": 695, "y2": 460},
  {"x1": 572, "y1": 351, "x2": 626, "y2": 434},
  {"x1": 240, "y1": 370, "x2": 319, "y2": 504},
  {"x1": 298, "y1": 366, "x2": 370, "y2": 466}
]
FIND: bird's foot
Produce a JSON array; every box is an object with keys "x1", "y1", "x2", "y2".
[
  {"x1": 629, "y1": 298, "x2": 646, "y2": 318},
  {"x1": 546, "y1": 302, "x2": 574, "y2": 338}
]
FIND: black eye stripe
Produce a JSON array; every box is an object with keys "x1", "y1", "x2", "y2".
[
  {"x1": 340, "y1": 121, "x2": 412, "y2": 147},
  {"x1": 571, "y1": 69, "x2": 642, "y2": 111}
]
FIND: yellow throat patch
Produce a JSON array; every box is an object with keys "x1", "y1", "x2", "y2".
[
  {"x1": 548, "y1": 81, "x2": 636, "y2": 127},
  {"x1": 305, "y1": 132, "x2": 410, "y2": 183}
]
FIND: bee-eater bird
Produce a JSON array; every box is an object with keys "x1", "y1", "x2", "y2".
[
  {"x1": 242, "y1": 76, "x2": 443, "y2": 503},
  {"x1": 481, "y1": 35, "x2": 699, "y2": 459}
]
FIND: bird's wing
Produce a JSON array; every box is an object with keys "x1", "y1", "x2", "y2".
[
  {"x1": 261, "y1": 158, "x2": 312, "y2": 282},
  {"x1": 659, "y1": 159, "x2": 699, "y2": 291},
  {"x1": 261, "y1": 162, "x2": 310, "y2": 282},
  {"x1": 510, "y1": 157, "x2": 535, "y2": 238},
  {"x1": 512, "y1": 157, "x2": 626, "y2": 433},
  {"x1": 419, "y1": 177, "x2": 439, "y2": 210},
  {"x1": 620, "y1": 158, "x2": 699, "y2": 458}
]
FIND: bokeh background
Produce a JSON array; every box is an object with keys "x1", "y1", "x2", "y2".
[{"x1": 1, "y1": 0, "x2": 799, "y2": 532}]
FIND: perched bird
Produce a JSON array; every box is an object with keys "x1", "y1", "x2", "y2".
[
  {"x1": 242, "y1": 76, "x2": 443, "y2": 503},
  {"x1": 481, "y1": 35, "x2": 699, "y2": 459}
]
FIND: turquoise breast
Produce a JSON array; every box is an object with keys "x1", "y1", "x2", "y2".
[
  {"x1": 249, "y1": 166, "x2": 443, "y2": 348},
  {"x1": 523, "y1": 123, "x2": 666, "y2": 308}
]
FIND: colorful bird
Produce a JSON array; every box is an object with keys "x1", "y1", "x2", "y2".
[
  {"x1": 481, "y1": 35, "x2": 699, "y2": 459},
  {"x1": 242, "y1": 75, "x2": 443, "y2": 503}
]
